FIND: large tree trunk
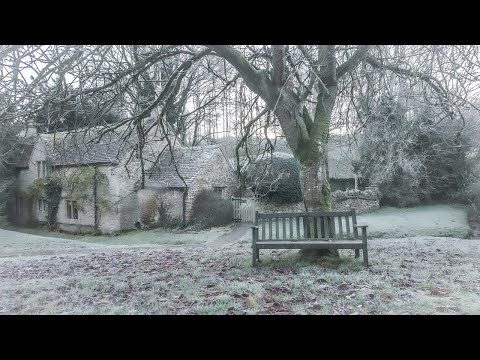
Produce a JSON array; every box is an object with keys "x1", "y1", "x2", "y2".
[
  {"x1": 296, "y1": 85, "x2": 337, "y2": 258},
  {"x1": 273, "y1": 86, "x2": 337, "y2": 213},
  {"x1": 273, "y1": 90, "x2": 337, "y2": 258},
  {"x1": 300, "y1": 160, "x2": 331, "y2": 212}
]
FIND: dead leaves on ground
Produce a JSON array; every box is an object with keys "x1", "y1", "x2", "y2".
[{"x1": 0, "y1": 239, "x2": 478, "y2": 314}]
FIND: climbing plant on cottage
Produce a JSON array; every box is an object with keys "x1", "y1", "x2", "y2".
[
  {"x1": 28, "y1": 175, "x2": 62, "y2": 228},
  {"x1": 65, "y1": 167, "x2": 111, "y2": 212}
]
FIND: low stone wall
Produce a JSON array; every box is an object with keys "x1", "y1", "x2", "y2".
[
  {"x1": 256, "y1": 200, "x2": 305, "y2": 213},
  {"x1": 331, "y1": 188, "x2": 379, "y2": 214},
  {"x1": 58, "y1": 223, "x2": 96, "y2": 234},
  {"x1": 333, "y1": 197, "x2": 379, "y2": 214},
  {"x1": 254, "y1": 188, "x2": 379, "y2": 214}
]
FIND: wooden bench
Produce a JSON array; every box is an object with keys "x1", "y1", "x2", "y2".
[{"x1": 251, "y1": 209, "x2": 368, "y2": 268}]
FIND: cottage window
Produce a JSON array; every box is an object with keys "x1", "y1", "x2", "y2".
[
  {"x1": 38, "y1": 199, "x2": 47, "y2": 211},
  {"x1": 66, "y1": 200, "x2": 78, "y2": 220},
  {"x1": 213, "y1": 187, "x2": 224, "y2": 198},
  {"x1": 37, "y1": 161, "x2": 50, "y2": 178}
]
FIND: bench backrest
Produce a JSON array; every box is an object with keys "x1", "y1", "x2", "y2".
[{"x1": 255, "y1": 209, "x2": 359, "y2": 241}]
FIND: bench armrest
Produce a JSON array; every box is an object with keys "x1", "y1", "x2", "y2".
[
  {"x1": 353, "y1": 225, "x2": 368, "y2": 243},
  {"x1": 251, "y1": 226, "x2": 258, "y2": 245}
]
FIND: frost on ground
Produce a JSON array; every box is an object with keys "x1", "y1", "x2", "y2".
[
  {"x1": 357, "y1": 205, "x2": 471, "y2": 238},
  {"x1": 1, "y1": 236, "x2": 480, "y2": 315},
  {"x1": 0, "y1": 223, "x2": 232, "y2": 255}
]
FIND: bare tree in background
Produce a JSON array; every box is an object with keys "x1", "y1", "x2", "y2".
[
  {"x1": 2, "y1": 45, "x2": 480, "y2": 219},
  {"x1": 208, "y1": 45, "x2": 480, "y2": 213}
]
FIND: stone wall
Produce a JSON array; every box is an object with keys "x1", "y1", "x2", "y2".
[
  {"x1": 254, "y1": 188, "x2": 379, "y2": 214},
  {"x1": 185, "y1": 150, "x2": 238, "y2": 221},
  {"x1": 256, "y1": 200, "x2": 305, "y2": 213},
  {"x1": 137, "y1": 188, "x2": 184, "y2": 227},
  {"x1": 14, "y1": 139, "x2": 48, "y2": 226},
  {"x1": 331, "y1": 188, "x2": 379, "y2": 214},
  {"x1": 101, "y1": 165, "x2": 138, "y2": 232}
]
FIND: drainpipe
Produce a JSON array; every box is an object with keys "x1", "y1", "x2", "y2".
[
  {"x1": 182, "y1": 188, "x2": 188, "y2": 228},
  {"x1": 93, "y1": 166, "x2": 99, "y2": 231}
]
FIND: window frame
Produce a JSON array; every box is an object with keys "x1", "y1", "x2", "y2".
[
  {"x1": 66, "y1": 200, "x2": 79, "y2": 220},
  {"x1": 37, "y1": 161, "x2": 49, "y2": 178},
  {"x1": 213, "y1": 186, "x2": 225, "y2": 198}
]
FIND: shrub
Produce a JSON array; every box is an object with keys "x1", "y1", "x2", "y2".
[
  {"x1": 248, "y1": 156, "x2": 303, "y2": 204},
  {"x1": 356, "y1": 96, "x2": 471, "y2": 207},
  {"x1": 139, "y1": 196, "x2": 157, "y2": 226},
  {"x1": 27, "y1": 175, "x2": 62, "y2": 227},
  {"x1": 190, "y1": 189, "x2": 233, "y2": 228},
  {"x1": 156, "y1": 200, "x2": 183, "y2": 229},
  {"x1": 456, "y1": 163, "x2": 480, "y2": 219}
]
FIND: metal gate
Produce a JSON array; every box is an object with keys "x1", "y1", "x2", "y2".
[{"x1": 231, "y1": 197, "x2": 256, "y2": 222}]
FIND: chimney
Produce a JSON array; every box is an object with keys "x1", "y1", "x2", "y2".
[{"x1": 25, "y1": 119, "x2": 37, "y2": 137}]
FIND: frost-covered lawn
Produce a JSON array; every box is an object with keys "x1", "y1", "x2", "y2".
[
  {"x1": 357, "y1": 205, "x2": 471, "y2": 239},
  {"x1": 1, "y1": 235, "x2": 480, "y2": 315},
  {"x1": 0, "y1": 206, "x2": 476, "y2": 315},
  {"x1": 0, "y1": 216, "x2": 231, "y2": 249},
  {"x1": 237, "y1": 204, "x2": 472, "y2": 241}
]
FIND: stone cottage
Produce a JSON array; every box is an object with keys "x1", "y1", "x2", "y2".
[
  {"x1": 139, "y1": 145, "x2": 237, "y2": 227},
  {"x1": 11, "y1": 121, "x2": 237, "y2": 233}
]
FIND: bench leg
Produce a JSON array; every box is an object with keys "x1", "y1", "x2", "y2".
[
  {"x1": 252, "y1": 245, "x2": 257, "y2": 267},
  {"x1": 363, "y1": 246, "x2": 368, "y2": 268},
  {"x1": 256, "y1": 248, "x2": 260, "y2": 263},
  {"x1": 355, "y1": 249, "x2": 360, "y2": 258}
]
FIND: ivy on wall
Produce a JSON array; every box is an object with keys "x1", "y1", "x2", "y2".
[
  {"x1": 27, "y1": 166, "x2": 111, "y2": 228},
  {"x1": 65, "y1": 167, "x2": 110, "y2": 212},
  {"x1": 28, "y1": 175, "x2": 62, "y2": 228}
]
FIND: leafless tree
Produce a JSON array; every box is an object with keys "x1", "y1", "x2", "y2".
[
  {"x1": 2, "y1": 45, "x2": 480, "y2": 216},
  {"x1": 207, "y1": 45, "x2": 480, "y2": 211}
]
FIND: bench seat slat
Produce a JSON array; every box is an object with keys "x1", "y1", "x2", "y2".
[
  {"x1": 296, "y1": 217, "x2": 300, "y2": 239},
  {"x1": 256, "y1": 240, "x2": 363, "y2": 250},
  {"x1": 269, "y1": 218, "x2": 272, "y2": 240},
  {"x1": 338, "y1": 216, "x2": 343, "y2": 239},
  {"x1": 261, "y1": 218, "x2": 265, "y2": 240},
  {"x1": 289, "y1": 217, "x2": 293, "y2": 239},
  {"x1": 257, "y1": 211, "x2": 356, "y2": 219},
  {"x1": 276, "y1": 217, "x2": 280, "y2": 239},
  {"x1": 345, "y1": 216, "x2": 351, "y2": 238}
]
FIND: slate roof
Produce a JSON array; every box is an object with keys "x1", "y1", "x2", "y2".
[
  {"x1": 145, "y1": 145, "x2": 221, "y2": 188},
  {"x1": 15, "y1": 122, "x2": 157, "y2": 168},
  {"x1": 39, "y1": 130, "x2": 133, "y2": 166}
]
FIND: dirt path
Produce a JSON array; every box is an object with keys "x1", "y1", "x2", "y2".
[{"x1": 202, "y1": 223, "x2": 251, "y2": 248}]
